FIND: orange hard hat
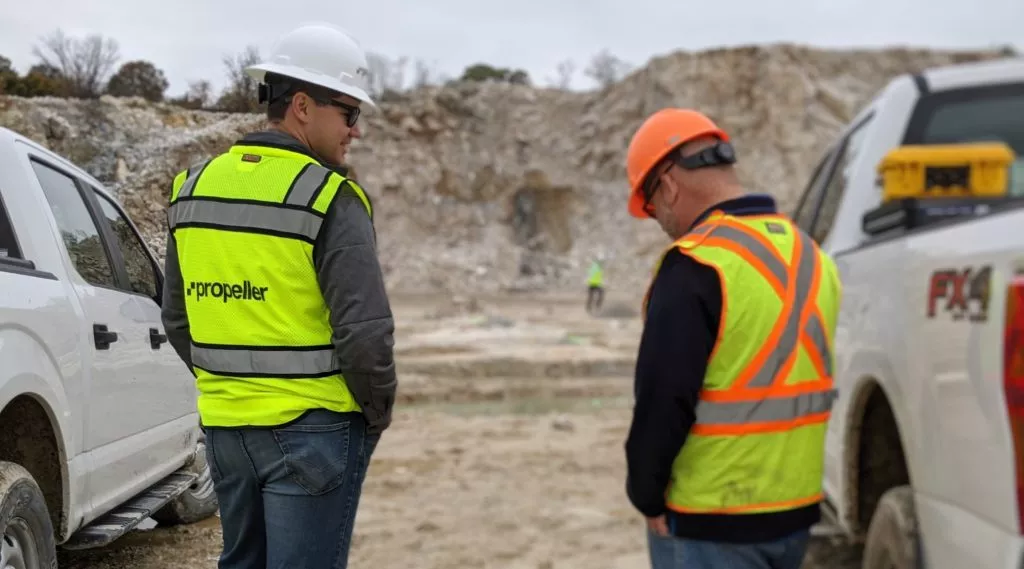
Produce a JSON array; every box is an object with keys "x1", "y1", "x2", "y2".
[{"x1": 625, "y1": 108, "x2": 730, "y2": 218}]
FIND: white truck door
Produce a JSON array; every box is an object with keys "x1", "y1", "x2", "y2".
[
  {"x1": 28, "y1": 158, "x2": 148, "y2": 448},
  {"x1": 26, "y1": 157, "x2": 189, "y2": 519},
  {"x1": 87, "y1": 186, "x2": 197, "y2": 427}
]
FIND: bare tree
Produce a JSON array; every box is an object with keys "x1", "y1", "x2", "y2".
[
  {"x1": 365, "y1": 52, "x2": 392, "y2": 97},
  {"x1": 388, "y1": 56, "x2": 408, "y2": 93},
  {"x1": 584, "y1": 49, "x2": 631, "y2": 89},
  {"x1": 186, "y1": 80, "x2": 213, "y2": 108},
  {"x1": 215, "y1": 45, "x2": 261, "y2": 113},
  {"x1": 365, "y1": 52, "x2": 408, "y2": 97},
  {"x1": 32, "y1": 28, "x2": 120, "y2": 98},
  {"x1": 169, "y1": 79, "x2": 214, "y2": 109},
  {"x1": 549, "y1": 59, "x2": 575, "y2": 89},
  {"x1": 413, "y1": 59, "x2": 440, "y2": 88}
]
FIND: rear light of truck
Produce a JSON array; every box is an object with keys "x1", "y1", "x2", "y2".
[{"x1": 1005, "y1": 272, "x2": 1024, "y2": 533}]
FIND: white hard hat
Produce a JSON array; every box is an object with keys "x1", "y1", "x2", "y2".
[{"x1": 245, "y1": 22, "x2": 376, "y2": 108}]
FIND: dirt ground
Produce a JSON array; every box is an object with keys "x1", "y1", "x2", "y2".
[{"x1": 58, "y1": 293, "x2": 863, "y2": 569}]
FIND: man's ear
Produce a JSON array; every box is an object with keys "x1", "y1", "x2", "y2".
[
  {"x1": 661, "y1": 170, "x2": 682, "y2": 207},
  {"x1": 291, "y1": 92, "x2": 312, "y2": 124}
]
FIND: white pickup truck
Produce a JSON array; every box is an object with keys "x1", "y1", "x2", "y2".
[
  {"x1": 0, "y1": 126, "x2": 217, "y2": 567},
  {"x1": 791, "y1": 56, "x2": 1024, "y2": 568}
]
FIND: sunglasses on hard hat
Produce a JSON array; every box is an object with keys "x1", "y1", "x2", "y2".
[{"x1": 641, "y1": 141, "x2": 738, "y2": 214}]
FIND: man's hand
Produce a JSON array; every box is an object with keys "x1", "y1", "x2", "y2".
[{"x1": 646, "y1": 514, "x2": 669, "y2": 537}]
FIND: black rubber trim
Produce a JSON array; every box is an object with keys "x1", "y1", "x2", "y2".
[
  {"x1": 191, "y1": 364, "x2": 342, "y2": 379},
  {"x1": 281, "y1": 163, "x2": 314, "y2": 204},
  {"x1": 170, "y1": 222, "x2": 317, "y2": 245},
  {"x1": 190, "y1": 341, "x2": 334, "y2": 352},
  {"x1": 911, "y1": 73, "x2": 929, "y2": 95},
  {"x1": 833, "y1": 198, "x2": 1024, "y2": 259},
  {"x1": 0, "y1": 257, "x2": 58, "y2": 280}
]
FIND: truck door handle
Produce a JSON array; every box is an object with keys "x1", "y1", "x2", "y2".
[
  {"x1": 93, "y1": 324, "x2": 118, "y2": 350},
  {"x1": 149, "y1": 328, "x2": 168, "y2": 349}
]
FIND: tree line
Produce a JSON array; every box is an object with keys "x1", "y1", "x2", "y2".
[{"x1": 0, "y1": 28, "x2": 636, "y2": 113}]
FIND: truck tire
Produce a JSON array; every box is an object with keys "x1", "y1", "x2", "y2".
[
  {"x1": 862, "y1": 485, "x2": 920, "y2": 569},
  {"x1": 152, "y1": 442, "x2": 219, "y2": 526},
  {"x1": 0, "y1": 461, "x2": 57, "y2": 569}
]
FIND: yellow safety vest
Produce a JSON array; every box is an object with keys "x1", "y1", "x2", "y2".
[
  {"x1": 167, "y1": 143, "x2": 373, "y2": 428},
  {"x1": 588, "y1": 262, "x2": 604, "y2": 287},
  {"x1": 643, "y1": 210, "x2": 842, "y2": 515}
]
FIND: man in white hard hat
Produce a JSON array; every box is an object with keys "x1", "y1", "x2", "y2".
[{"x1": 160, "y1": 22, "x2": 395, "y2": 569}]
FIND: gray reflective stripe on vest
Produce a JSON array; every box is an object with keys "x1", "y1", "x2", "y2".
[
  {"x1": 283, "y1": 164, "x2": 332, "y2": 207},
  {"x1": 804, "y1": 313, "x2": 832, "y2": 375},
  {"x1": 191, "y1": 344, "x2": 338, "y2": 377},
  {"x1": 695, "y1": 388, "x2": 837, "y2": 426},
  {"x1": 708, "y1": 225, "x2": 787, "y2": 286},
  {"x1": 705, "y1": 223, "x2": 832, "y2": 387},
  {"x1": 690, "y1": 223, "x2": 714, "y2": 236},
  {"x1": 167, "y1": 200, "x2": 324, "y2": 242},
  {"x1": 176, "y1": 160, "x2": 211, "y2": 200},
  {"x1": 743, "y1": 229, "x2": 817, "y2": 388}
]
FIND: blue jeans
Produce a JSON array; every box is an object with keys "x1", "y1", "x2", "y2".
[
  {"x1": 204, "y1": 409, "x2": 379, "y2": 569},
  {"x1": 647, "y1": 528, "x2": 811, "y2": 569}
]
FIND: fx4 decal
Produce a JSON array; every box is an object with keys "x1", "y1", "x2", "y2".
[{"x1": 927, "y1": 265, "x2": 992, "y2": 322}]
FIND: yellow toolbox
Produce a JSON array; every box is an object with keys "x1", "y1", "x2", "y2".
[{"x1": 877, "y1": 142, "x2": 1017, "y2": 202}]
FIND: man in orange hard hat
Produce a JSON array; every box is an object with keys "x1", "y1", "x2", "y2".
[{"x1": 622, "y1": 108, "x2": 842, "y2": 569}]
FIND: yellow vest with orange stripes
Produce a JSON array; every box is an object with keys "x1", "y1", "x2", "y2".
[
  {"x1": 643, "y1": 210, "x2": 842, "y2": 515},
  {"x1": 167, "y1": 143, "x2": 373, "y2": 428}
]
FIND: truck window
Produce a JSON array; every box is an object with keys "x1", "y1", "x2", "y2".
[
  {"x1": 0, "y1": 190, "x2": 21, "y2": 259},
  {"x1": 810, "y1": 115, "x2": 874, "y2": 244},
  {"x1": 30, "y1": 160, "x2": 117, "y2": 288},
  {"x1": 904, "y1": 81, "x2": 1024, "y2": 196},
  {"x1": 91, "y1": 189, "x2": 159, "y2": 300},
  {"x1": 792, "y1": 150, "x2": 836, "y2": 234}
]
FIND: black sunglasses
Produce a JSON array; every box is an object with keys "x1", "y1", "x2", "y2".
[
  {"x1": 259, "y1": 82, "x2": 362, "y2": 128},
  {"x1": 321, "y1": 98, "x2": 361, "y2": 128},
  {"x1": 272, "y1": 90, "x2": 361, "y2": 128}
]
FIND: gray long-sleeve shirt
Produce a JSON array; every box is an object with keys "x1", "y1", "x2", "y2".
[{"x1": 160, "y1": 130, "x2": 397, "y2": 433}]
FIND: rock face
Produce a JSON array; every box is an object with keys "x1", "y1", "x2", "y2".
[{"x1": 0, "y1": 44, "x2": 1006, "y2": 294}]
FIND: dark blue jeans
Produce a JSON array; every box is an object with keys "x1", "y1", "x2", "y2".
[
  {"x1": 648, "y1": 528, "x2": 811, "y2": 569},
  {"x1": 204, "y1": 409, "x2": 379, "y2": 569}
]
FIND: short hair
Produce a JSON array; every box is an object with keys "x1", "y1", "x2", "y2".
[{"x1": 264, "y1": 72, "x2": 340, "y2": 122}]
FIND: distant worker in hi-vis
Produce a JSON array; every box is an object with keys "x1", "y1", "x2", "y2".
[
  {"x1": 586, "y1": 256, "x2": 605, "y2": 314},
  {"x1": 621, "y1": 107, "x2": 843, "y2": 569}
]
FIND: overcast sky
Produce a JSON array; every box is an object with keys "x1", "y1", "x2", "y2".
[{"x1": 1, "y1": 0, "x2": 1022, "y2": 97}]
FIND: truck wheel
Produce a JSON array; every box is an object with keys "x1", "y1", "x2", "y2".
[
  {"x1": 862, "y1": 485, "x2": 920, "y2": 569},
  {"x1": 152, "y1": 442, "x2": 219, "y2": 526},
  {"x1": 0, "y1": 462, "x2": 57, "y2": 569}
]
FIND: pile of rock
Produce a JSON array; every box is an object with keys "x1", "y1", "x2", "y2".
[{"x1": 0, "y1": 44, "x2": 1006, "y2": 294}]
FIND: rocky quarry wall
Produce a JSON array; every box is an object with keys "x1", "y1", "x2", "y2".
[{"x1": 0, "y1": 44, "x2": 1007, "y2": 295}]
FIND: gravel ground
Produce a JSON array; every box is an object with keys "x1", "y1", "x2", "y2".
[{"x1": 57, "y1": 294, "x2": 864, "y2": 569}]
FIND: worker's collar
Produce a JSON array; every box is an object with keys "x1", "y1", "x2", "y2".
[
  {"x1": 237, "y1": 130, "x2": 350, "y2": 177},
  {"x1": 688, "y1": 193, "x2": 778, "y2": 232}
]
